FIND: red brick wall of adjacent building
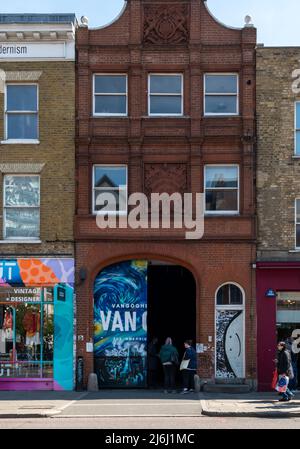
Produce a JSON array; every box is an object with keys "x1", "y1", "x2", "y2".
[{"x1": 76, "y1": 0, "x2": 257, "y2": 388}]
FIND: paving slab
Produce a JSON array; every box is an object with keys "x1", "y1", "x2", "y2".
[
  {"x1": 0, "y1": 391, "x2": 87, "y2": 418},
  {"x1": 200, "y1": 392, "x2": 300, "y2": 418}
]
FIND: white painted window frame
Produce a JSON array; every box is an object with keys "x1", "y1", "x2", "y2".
[
  {"x1": 148, "y1": 73, "x2": 183, "y2": 117},
  {"x1": 93, "y1": 74, "x2": 128, "y2": 117},
  {"x1": 3, "y1": 174, "x2": 40, "y2": 241},
  {"x1": 4, "y1": 83, "x2": 39, "y2": 142},
  {"x1": 204, "y1": 164, "x2": 240, "y2": 216},
  {"x1": 204, "y1": 73, "x2": 239, "y2": 117},
  {"x1": 92, "y1": 164, "x2": 128, "y2": 216}
]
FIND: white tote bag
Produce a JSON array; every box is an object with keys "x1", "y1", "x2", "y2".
[{"x1": 180, "y1": 352, "x2": 190, "y2": 371}]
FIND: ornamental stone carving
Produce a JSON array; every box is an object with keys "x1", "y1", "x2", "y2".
[
  {"x1": 144, "y1": 163, "x2": 188, "y2": 196},
  {"x1": 143, "y1": 4, "x2": 189, "y2": 45}
]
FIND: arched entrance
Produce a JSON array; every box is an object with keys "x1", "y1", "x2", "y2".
[{"x1": 93, "y1": 259, "x2": 196, "y2": 389}]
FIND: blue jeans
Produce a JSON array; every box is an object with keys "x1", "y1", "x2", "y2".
[{"x1": 280, "y1": 388, "x2": 294, "y2": 400}]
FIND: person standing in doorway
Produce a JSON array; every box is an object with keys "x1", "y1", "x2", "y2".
[
  {"x1": 159, "y1": 338, "x2": 179, "y2": 394},
  {"x1": 148, "y1": 337, "x2": 159, "y2": 388},
  {"x1": 180, "y1": 340, "x2": 197, "y2": 394},
  {"x1": 276, "y1": 341, "x2": 295, "y2": 402}
]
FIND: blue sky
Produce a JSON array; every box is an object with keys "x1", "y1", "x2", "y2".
[{"x1": 1, "y1": 0, "x2": 300, "y2": 46}]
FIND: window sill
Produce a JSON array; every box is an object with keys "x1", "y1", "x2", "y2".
[
  {"x1": 289, "y1": 250, "x2": 300, "y2": 253},
  {"x1": 205, "y1": 213, "x2": 240, "y2": 217},
  {"x1": 204, "y1": 115, "x2": 240, "y2": 118},
  {"x1": 92, "y1": 115, "x2": 128, "y2": 118},
  {"x1": 292, "y1": 156, "x2": 300, "y2": 159},
  {"x1": 0, "y1": 140, "x2": 40, "y2": 145},
  {"x1": 0, "y1": 240, "x2": 42, "y2": 244}
]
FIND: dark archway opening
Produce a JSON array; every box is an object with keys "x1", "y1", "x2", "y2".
[{"x1": 147, "y1": 263, "x2": 196, "y2": 388}]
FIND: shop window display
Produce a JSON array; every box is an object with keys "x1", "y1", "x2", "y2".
[{"x1": 0, "y1": 288, "x2": 54, "y2": 379}]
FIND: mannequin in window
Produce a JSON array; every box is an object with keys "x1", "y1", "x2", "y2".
[{"x1": 22, "y1": 307, "x2": 40, "y2": 346}]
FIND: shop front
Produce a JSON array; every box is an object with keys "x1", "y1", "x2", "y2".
[
  {"x1": 0, "y1": 258, "x2": 74, "y2": 391},
  {"x1": 257, "y1": 262, "x2": 300, "y2": 391}
]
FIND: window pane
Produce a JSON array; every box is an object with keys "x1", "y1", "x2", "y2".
[
  {"x1": 205, "y1": 95, "x2": 237, "y2": 114},
  {"x1": 7, "y1": 113, "x2": 38, "y2": 139},
  {"x1": 0, "y1": 305, "x2": 14, "y2": 364},
  {"x1": 94, "y1": 95, "x2": 126, "y2": 114},
  {"x1": 13, "y1": 303, "x2": 42, "y2": 378},
  {"x1": 150, "y1": 95, "x2": 182, "y2": 114},
  {"x1": 296, "y1": 199, "x2": 300, "y2": 222},
  {"x1": 94, "y1": 76, "x2": 126, "y2": 94},
  {"x1": 217, "y1": 285, "x2": 230, "y2": 305},
  {"x1": 94, "y1": 189, "x2": 127, "y2": 212},
  {"x1": 296, "y1": 103, "x2": 300, "y2": 129},
  {"x1": 297, "y1": 224, "x2": 300, "y2": 248},
  {"x1": 5, "y1": 209, "x2": 40, "y2": 239},
  {"x1": 5, "y1": 176, "x2": 39, "y2": 207},
  {"x1": 206, "y1": 166, "x2": 238, "y2": 189},
  {"x1": 150, "y1": 75, "x2": 182, "y2": 94},
  {"x1": 44, "y1": 288, "x2": 54, "y2": 303},
  {"x1": 43, "y1": 304, "x2": 54, "y2": 365},
  {"x1": 230, "y1": 285, "x2": 243, "y2": 305},
  {"x1": 206, "y1": 190, "x2": 238, "y2": 212},
  {"x1": 94, "y1": 167, "x2": 127, "y2": 188},
  {"x1": 296, "y1": 131, "x2": 300, "y2": 156},
  {"x1": 205, "y1": 75, "x2": 238, "y2": 94},
  {"x1": 7, "y1": 85, "x2": 37, "y2": 111}
]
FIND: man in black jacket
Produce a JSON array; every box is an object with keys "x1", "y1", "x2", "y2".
[{"x1": 276, "y1": 342, "x2": 295, "y2": 402}]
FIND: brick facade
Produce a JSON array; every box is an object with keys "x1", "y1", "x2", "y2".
[
  {"x1": 257, "y1": 47, "x2": 300, "y2": 261},
  {"x1": 256, "y1": 48, "x2": 300, "y2": 390},
  {"x1": 0, "y1": 61, "x2": 75, "y2": 256},
  {"x1": 76, "y1": 0, "x2": 257, "y2": 387}
]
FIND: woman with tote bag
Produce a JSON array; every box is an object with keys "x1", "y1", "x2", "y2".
[{"x1": 180, "y1": 340, "x2": 197, "y2": 394}]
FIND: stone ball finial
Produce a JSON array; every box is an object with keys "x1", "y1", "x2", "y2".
[
  {"x1": 244, "y1": 15, "x2": 254, "y2": 27},
  {"x1": 80, "y1": 16, "x2": 89, "y2": 27}
]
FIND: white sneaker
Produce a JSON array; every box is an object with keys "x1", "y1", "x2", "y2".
[{"x1": 180, "y1": 389, "x2": 189, "y2": 394}]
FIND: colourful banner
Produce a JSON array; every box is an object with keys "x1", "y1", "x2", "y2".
[
  {"x1": 94, "y1": 260, "x2": 148, "y2": 388},
  {"x1": 0, "y1": 258, "x2": 74, "y2": 287}
]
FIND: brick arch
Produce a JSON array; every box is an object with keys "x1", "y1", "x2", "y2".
[{"x1": 90, "y1": 252, "x2": 199, "y2": 292}]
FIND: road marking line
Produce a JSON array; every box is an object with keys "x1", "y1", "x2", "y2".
[
  {"x1": 71, "y1": 402, "x2": 198, "y2": 406},
  {"x1": 53, "y1": 414, "x2": 202, "y2": 419},
  {"x1": 56, "y1": 393, "x2": 89, "y2": 412}
]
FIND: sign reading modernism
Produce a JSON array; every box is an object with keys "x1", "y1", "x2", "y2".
[{"x1": 0, "y1": 42, "x2": 71, "y2": 59}]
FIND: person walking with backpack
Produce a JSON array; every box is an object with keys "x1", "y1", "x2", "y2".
[
  {"x1": 180, "y1": 340, "x2": 197, "y2": 394},
  {"x1": 159, "y1": 337, "x2": 179, "y2": 394},
  {"x1": 276, "y1": 341, "x2": 295, "y2": 402}
]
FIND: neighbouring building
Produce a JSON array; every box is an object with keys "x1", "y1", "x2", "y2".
[
  {"x1": 257, "y1": 47, "x2": 300, "y2": 391},
  {"x1": 0, "y1": 14, "x2": 76, "y2": 390},
  {"x1": 76, "y1": 0, "x2": 257, "y2": 390}
]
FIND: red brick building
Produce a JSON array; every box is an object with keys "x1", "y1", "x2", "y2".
[{"x1": 75, "y1": 0, "x2": 257, "y2": 390}]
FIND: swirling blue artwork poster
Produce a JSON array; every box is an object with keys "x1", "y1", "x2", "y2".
[{"x1": 94, "y1": 260, "x2": 148, "y2": 388}]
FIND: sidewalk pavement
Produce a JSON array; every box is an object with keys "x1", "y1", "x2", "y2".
[
  {"x1": 0, "y1": 390, "x2": 200, "y2": 418},
  {"x1": 1, "y1": 390, "x2": 300, "y2": 419},
  {"x1": 200, "y1": 392, "x2": 300, "y2": 418},
  {"x1": 0, "y1": 391, "x2": 88, "y2": 418}
]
